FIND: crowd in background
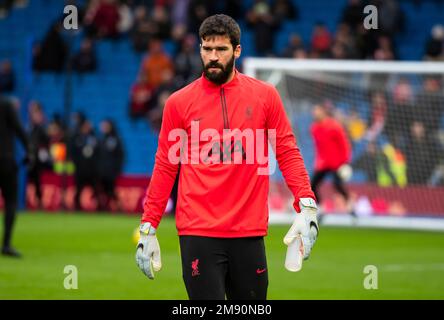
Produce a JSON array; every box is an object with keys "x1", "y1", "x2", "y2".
[
  {"x1": 26, "y1": 103, "x2": 124, "y2": 211},
  {"x1": 311, "y1": 75, "x2": 444, "y2": 187},
  {"x1": 9, "y1": 0, "x2": 442, "y2": 128},
  {"x1": 1, "y1": 0, "x2": 444, "y2": 195}
]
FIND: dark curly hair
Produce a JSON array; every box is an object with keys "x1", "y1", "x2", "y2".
[{"x1": 199, "y1": 14, "x2": 241, "y2": 49}]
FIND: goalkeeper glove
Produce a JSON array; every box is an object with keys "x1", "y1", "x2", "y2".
[
  {"x1": 283, "y1": 198, "x2": 319, "y2": 272},
  {"x1": 135, "y1": 222, "x2": 162, "y2": 279}
]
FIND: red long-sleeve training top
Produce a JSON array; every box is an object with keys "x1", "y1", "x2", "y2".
[
  {"x1": 311, "y1": 118, "x2": 351, "y2": 171},
  {"x1": 142, "y1": 69, "x2": 315, "y2": 237}
]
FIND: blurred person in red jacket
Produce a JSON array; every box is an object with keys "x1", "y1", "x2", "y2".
[
  {"x1": 310, "y1": 103, "x2": 352, "y2": 215},
  {"x1": 129, "y1": 73, "x2": 154, "y2": 119},
  {"x1": 84, "y1": 0, "x2": 120, "y2": 39}
]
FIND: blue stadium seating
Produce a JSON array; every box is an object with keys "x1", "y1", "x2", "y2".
[{"x1": 0, "y1": 0, "x2": 443, "y2": 175}]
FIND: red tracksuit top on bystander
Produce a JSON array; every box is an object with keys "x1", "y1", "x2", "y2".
[
  {"x1": 311, "y1": 117, "x2": 351, "y2": 172},
  {"x1": 142, "y1": 69, "x2": 315, "y2": 237}
]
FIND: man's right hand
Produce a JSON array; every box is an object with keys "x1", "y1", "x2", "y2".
[{"x1": 135, "y1": 222, "x2": 162, "y2": 279}]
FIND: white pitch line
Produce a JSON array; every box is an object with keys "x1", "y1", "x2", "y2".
[{"x1": 379, "y1": 263, "x2": 444, "y2": 272}]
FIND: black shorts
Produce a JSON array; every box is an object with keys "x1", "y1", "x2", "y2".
[{"x1": 179, "y1": 235, "x2": 268, "y2": 300}]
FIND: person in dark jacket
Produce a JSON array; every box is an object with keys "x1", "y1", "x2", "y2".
[
  {"x1": 97, "y1": 119, "x2": 124, "y2": 211},
  {"x1": 32, "y1": 22, "x2": 67, "y2": 72},
  {"x1": 27, "y1": 101, "x2": 50, "y2": 209},
  {"x1": 71, "y1": 120, "x2": 100, "y2": 211},
  {"x1": 0, "y1": 95, "x2": 30, "y2": 257}
]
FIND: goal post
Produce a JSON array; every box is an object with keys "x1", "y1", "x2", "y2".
[{"x1": 244, "y1": 58, "x2": 444, "y2": 229}]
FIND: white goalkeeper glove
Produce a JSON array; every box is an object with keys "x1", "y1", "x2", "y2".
[
  {"x1": 283, "y1": 198, "x2": 319, "y2": 272},
  {"x1": 135, "y1": 222, "x2": 162, "y2": 279}
]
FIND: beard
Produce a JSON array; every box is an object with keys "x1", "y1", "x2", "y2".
[{"x1": 202, "y1": 55, "x2": 235, "y2": 85}]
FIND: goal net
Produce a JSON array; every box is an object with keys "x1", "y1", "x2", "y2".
[{"x1": 244, "y1": 59, "x2": 444, "y2": 220}]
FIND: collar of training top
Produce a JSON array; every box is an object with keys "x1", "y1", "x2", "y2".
[{"x1": 201, "y1": 68, "x2": 240, "y2": 90}]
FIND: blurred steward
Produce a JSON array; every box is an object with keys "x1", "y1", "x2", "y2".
[
  {"x1": 0, "y1": 95, "x2": 30, "y2": 257},
  {"x1": 97, "y1": 119, "x2": 124, "y2": 211},
  {"x1": 70, "y1": 120, "x2": 100, "y2": 211},
  {"x1": 27, "y1": 101, "x2": 50, "y2": 209}
]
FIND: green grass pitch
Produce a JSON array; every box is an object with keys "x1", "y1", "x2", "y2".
[{"x1": 1, "y1": 212, "x2": 444, "y2": 299}]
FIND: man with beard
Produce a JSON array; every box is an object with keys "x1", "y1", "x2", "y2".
[{"x1": 136, "y1": 14, "x2": 318, "y2": 300}]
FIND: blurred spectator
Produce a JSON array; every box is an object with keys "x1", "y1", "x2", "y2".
[
  {"x1": 424, "y1": 24, "x2": 444, "y2": 60},
  {"x1": 150, "y1": 5, "x2": 172, "y2": 40},
  {"x1": 187, "y1": 0, "x2": 213, "y2": 34},
  {"x1": 223, "y1": 0, "x2": 243, "y2": 20},
  {"x1": 246, "y1": 0, "x2": 280, "y2": 56},
  {"x1": 154, "y1": 68, "x2": 178, "y2": 97},
  {"x1": 353, "y1": 142, "x2": 396, "y2": 184},
  {"x1": 171, "y1": 0, "x2": 189, "y2": 44},
  {"x1": 84, "y1": 0, "x2": 120, "y2": 39},
  {"x1": 147, "y1": 69, "x2": 178, "y2": 128},
  {"x1": 346, "y1": 108, "x2": 367, "y2": 141},
  {"x1": 376, "y1": 0, "x2": 404, "y2": 37},
  {"x1": 404, "y1": 121, "x2": 439, "y2": 185},
  {"x1": 385, "y1": 79, "x2": 415, "y2": 146},
  {"x1": 174, "y1": 34, "x2": 201, "y2": 87},
  {"x1": 129, "y1": 73, "x2": 154, "y2": 119},
  {"x1": 332, "y1": 23, "x2": 358, "y2": 59},
  {"x1": 47, "y1": 117, "x2": 68, "y2": 175},
  {"x1": 355, "y1": 24, "x2": 378, "y2": 59},
  {"x1": 272, "y1": 0, "x2": 298, "y2": 22},
  {"x1": 172, "y1": 0, "x2": 190, "y2": 26},
  {"x1": 140, "y1": 38, "x2": 174, "y2": 89},
  {"x1": 32, "y1": 22, "x2": 67, "y2": 72},
  {"x1": 0, "y1": 0, "x2": 13, "y2": 19},
  {"x1": 0, "y1": 59, "x2": 15, "y2": 93},
  {"x1": 374, "y1": 35, "x2": 396, "y2": 60},
  {"x1": 148, "y1": 89, "x2": 170, "y2": 134},
  {"x1": 71, "y1": 120, "x2": 100, "y2": 211},
  {"x1": 97, "y1": 119, "x2": 124, "y2": 211},
  {"x1": 72, "y1": 38, "x2": 98, "y2": 73},
  {"x1": 340, "y1": 0, "x2": 364, "y2": 30},
  {"x1": 69, "y1": 111, "x2": 86, "y2": 139},
  {"x1": 367, "y1": 91, "x2": 388, "y2": 140},
  {"x1": 311, "y1": 22, "x2": 332, "y2": 57},
  {"x1": 27, "y1": 101, "x2": 50, "y2": 209},
  {"x1": 117, "y1": 0, "x2": 134, "y2": 34},
  {"x1": 130, "y1": 5, "x2": 156, "y2": 53},
  {"x1": 281, "y1": 33, "x2": 304, "y2": 58},
  {"x1": 416, "y1": 76, "x2": 444, "y2": 137}
]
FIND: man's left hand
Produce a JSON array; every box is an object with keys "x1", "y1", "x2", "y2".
[{"x1": 284, "y1": 198, "x2": 319, "y2": 261}]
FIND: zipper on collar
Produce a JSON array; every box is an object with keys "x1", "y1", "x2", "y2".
[{"x1": 220, "y1": 87, "x2": 229, "y2": 129}]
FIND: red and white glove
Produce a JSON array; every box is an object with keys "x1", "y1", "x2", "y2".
[{"x1": 283, "y1": 198, "x2": 319, "y2": 271}]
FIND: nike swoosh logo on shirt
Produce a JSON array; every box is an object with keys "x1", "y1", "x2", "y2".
[{"x1": 256, "y1": 268, "x2": 267, "y2": 274}]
